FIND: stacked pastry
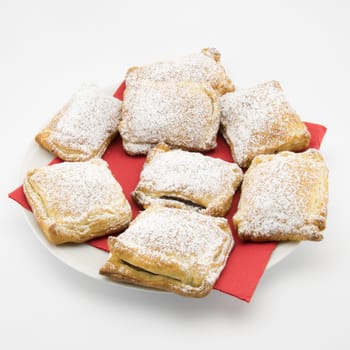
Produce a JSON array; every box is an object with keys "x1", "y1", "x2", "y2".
[
  {"x1": 23, "y1": 48, "x2": 329, "y2": 298},
  {"x1": 119, "y1": 48, "x2": 234, "y2": 154}
]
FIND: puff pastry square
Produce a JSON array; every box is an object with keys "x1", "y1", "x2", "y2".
[
  {"x1": 100, "y1": 206, "x2": 234, "y2": 297},
  {"x1": 126, "y1": 47, "x2": 234, "y2": 96},
  {"x1": 119, "y1": 81, "x2": 220, "y2": 155},
  {"x1": 35, "y1": 84, "x2": 122, "y2": 161},
  {"x1": 132, "y1": 143, "x2": 243, "y2": 216},
  {"x1": 220, "y1": 81, "x2": 311, "y2": 168},
  {"x1": 233, "y1": 149, "x2": 329, "y2": 242},
  {"x1": 23, "y1": 159, "x2": 132, "y2": 245}
]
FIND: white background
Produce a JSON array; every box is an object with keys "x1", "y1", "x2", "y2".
[{"x1": 1, "y1": 0, "x2": 349, "y2": 349}]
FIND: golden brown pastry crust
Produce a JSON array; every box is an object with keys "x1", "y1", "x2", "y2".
[
  {"x1": 233, "y1": 149, "x2": 328, "y2": 242},
  {"x1": 125, "y1": 47, "x2": 234, "y2": 96},
  {"x1": 35, "y1": 85, "x2": 122, "y2": 161},
  {"x1": 119, "y1": 81, "x2": 220, "y2": 155},
  {"x1": 23, "y1": 159, "x2": 132, "y2": 245},
  {"x1": 100, "y1": 206, "x2": 234, "y2": 297},
  {"x1": 220, "y1": 81, "x2": 311, "y2": 168},
  {"x1": 131, "y1": 143, "x2": 243, "y2": 216}
]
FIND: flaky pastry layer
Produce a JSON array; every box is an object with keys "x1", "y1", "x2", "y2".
[
  {"x1": 132, "y1": 143, "x2": 243, "y2": 216},
  {"x1": 125, "y1": 47, "x2": 234, "y2": 96},
  {"x1": 35, "y1": 84, "x2": 122, "y2": 161},
  {"x1": 220, "y1": 80, "x2": 310, "y2": 168},
  {"x1": 233, "y1": 149, "x2": 329, "y2": 241},
  {"x1": 100, "y1": 206, "x2": 234, "y2": 297},
  {"x1": 119, "y1": 81, "x2": 220, "y2": 155},
  {"x1": 23, "y1": 159, "x2": 132, "y2": 245}
]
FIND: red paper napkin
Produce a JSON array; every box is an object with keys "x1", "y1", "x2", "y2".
[{"x1": 8, "y1": 82, "x2": 327, "y2": 302}]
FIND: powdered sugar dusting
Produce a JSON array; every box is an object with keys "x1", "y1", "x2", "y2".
[
  {"x1": 114, "y1": 207, "x2": 233, "y2": 284},
  {"x1": 46, "y1": 84, "x2": 121, "y2": 158},
  {"x1": 234, "y1": 150, "x2": 327, "y2": 239},
  {"x1": 125, "y1": 49, "x2": 233, "y2": 95},
  {"x1": 135, "y1": 148, "x2": 242, "y2": 212},
  {"x1": 120, "y1": 81, "x2": 220, "y2": 154},
  {"x1": 220, "y1": 81, "x2": 308, "y2": 167},
  {"x1": 29, "y1": 160, "x2": 131, "y2": 225}
]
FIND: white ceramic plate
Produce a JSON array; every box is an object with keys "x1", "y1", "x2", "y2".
[{"x1": 19, "y1": 85, "x2": 299, "y2": 292}]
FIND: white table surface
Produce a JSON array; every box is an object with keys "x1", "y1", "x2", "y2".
[{"x1": 1, "y1": 1, "x2": 349, "y2": 349}]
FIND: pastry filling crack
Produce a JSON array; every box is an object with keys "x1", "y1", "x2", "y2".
[
  {"x1": 119, "y1": 258, "x2": 183, "y2": 283},
  {"x1": 159, "y1": 195, "x2": 206, "y2": 210}
]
